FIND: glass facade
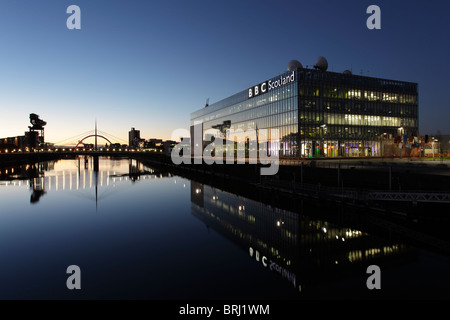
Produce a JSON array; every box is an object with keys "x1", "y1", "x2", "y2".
[{"x1": 191, "y1": 68, "x2": 418, "y2": 158}]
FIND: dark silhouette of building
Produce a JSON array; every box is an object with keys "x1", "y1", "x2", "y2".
[
  {"x1": 129, "y1": 127, "x2": 141, "y2": 148},
  {"x1": 0, "y1": 114, "x2": 46, "y2": 151}
]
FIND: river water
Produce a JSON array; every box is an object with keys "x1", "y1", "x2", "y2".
[{"x1": 1, "y1": 157, "x2": 449, "y2": 299}]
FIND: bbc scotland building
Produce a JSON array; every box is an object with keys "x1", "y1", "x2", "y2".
[{"x1": 190, "y1": 57, "x2": 418, "y2": 158}]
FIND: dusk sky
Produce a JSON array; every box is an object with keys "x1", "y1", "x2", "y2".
[{"x1": 0, "y1": 0, "x2": 449, "y2": 144}]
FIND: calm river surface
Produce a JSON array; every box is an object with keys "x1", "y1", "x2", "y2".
[{"x1": 1, "y1": 157, "x2": 450, "y2": 299}]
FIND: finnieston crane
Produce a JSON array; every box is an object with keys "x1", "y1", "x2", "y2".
[{"x1": 29, "y1": 113, "x2": 47, "y2": 130}]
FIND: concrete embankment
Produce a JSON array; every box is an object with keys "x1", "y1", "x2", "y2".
[{"x1": 0, "y1": 153, "x2": 69, "y2": 166}]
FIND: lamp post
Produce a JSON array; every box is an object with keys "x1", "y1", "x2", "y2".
[
  {"x1": 399, "y1": 127, "x2": 404, "y2": 158},
  {"x1": 432, "y1": 138, "x2": 436, "y2": 160}
]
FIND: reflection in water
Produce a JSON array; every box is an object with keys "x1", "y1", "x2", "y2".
[
  {"x1": 191, "y1": 181, "x2": 417, "y2": 292},
  {"x1": 30, "y1": 178, "x2": 46, "y2": 204},
  {"x1": 0, "y1": 162, "x2": 53, "y2": 204},
  {"x1": 1, "y1": 157, "x2": 448, "y2": 299},
  {"x1": 0, "y1": 157, "x2": 170, "y2": 206}
]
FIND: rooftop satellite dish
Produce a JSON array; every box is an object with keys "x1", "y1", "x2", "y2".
[
  {"x1": 343, "y1": 70, "x2": 352, "y2": 75},
  {"x1": 314, "y1": 56, "x2": 328, "y2": 71},
  {"x1": 287, "y1": 60, "x2": 303, "y2": 71}
]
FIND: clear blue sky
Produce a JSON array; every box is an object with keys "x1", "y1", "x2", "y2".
[{"x1": 0, "y1": 0, "x2": 449, "y2": 144}]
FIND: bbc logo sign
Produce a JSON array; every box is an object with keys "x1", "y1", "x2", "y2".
[
  {"x1": 248, "y1": 81, "x2": 268, "y2": 99},
  {"x1": 248, "y1": 71, "x2": 295, "y2": 99}
]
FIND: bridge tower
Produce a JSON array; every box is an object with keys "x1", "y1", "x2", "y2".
[{"x1": 95, "y1": 120, "x2": 98, "y2": 152}]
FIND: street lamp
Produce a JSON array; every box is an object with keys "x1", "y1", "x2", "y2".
[
  {"x1": 435, "y1": 138, "x2": 441, "y2": 162},
  {"x1": 432, "y1": 137, "x2": 438, "y2": 160},
  {"x1": 432, "y1": 138, "x2": 434, "y2": 160}
]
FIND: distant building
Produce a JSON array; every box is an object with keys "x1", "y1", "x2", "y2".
[
  {"x1": 163, "y1": 140, "x2": 177, "y2": 155},
  {"x1": 0, "y1": 136, "x2": 25, "y2": 151},
  {"x1": 140, "y1": 138, "x2": 163, "y2": 150},
  {"x1": 440, "y1": 135, "x2": 450, "y2": 155},
  {"x1": 0, "y1": 114, "x2": 46, "y2": 151},
  {"x1": 82, "y1": 143, "x2": 94, "y2": 149},
  {"x1": 431, "y1": 134, "x2": 450, "y2": 156},
  {"x1": 129, "y1": 127, "x2": 142, "y2": 148},
  {"x1": 148, "y1": 138, "x2": 163, "y2": 145}
]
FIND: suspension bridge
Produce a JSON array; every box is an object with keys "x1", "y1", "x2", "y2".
[{"x1": 52, "y1": 122, "x2": 130, "y2": 152}]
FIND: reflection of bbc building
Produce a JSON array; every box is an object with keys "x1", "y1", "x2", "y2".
[{"x1": 190, "y1": 57, "x2": 418, "y2": 157}]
